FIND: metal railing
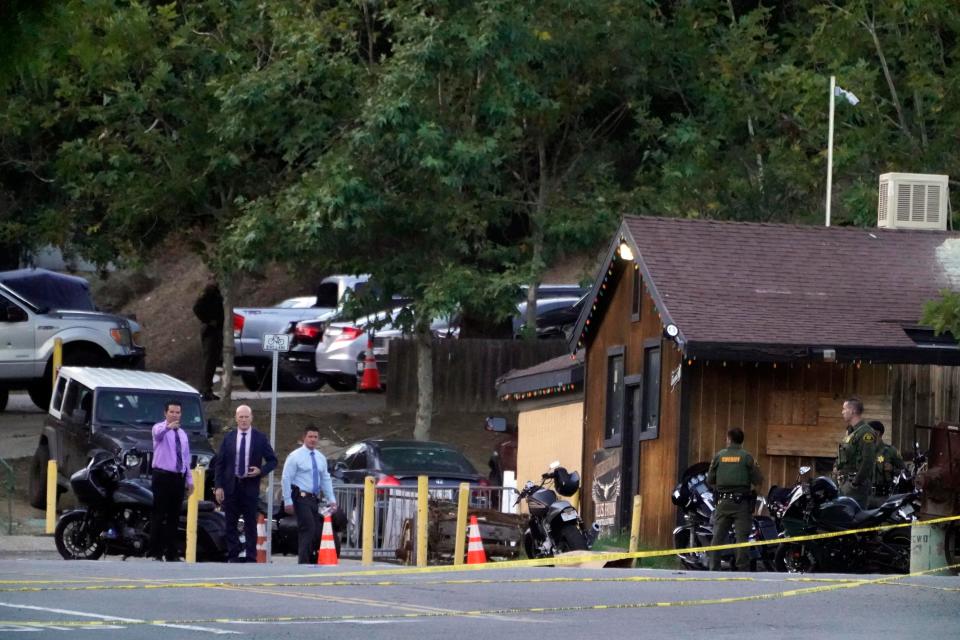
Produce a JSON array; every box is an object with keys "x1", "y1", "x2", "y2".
[{"x1": 333, "y1": 484, "x2": 519, "y2": 560}]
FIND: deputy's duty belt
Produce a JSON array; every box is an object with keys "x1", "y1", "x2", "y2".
[{"x1": 717, "y1": 491, "x2": 749, "y2": 502}]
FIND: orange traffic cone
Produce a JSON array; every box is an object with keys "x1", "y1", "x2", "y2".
[
  {"x1": 256, "y1": 514, "x2": 267, "y2": 563},
  {"x1": 316, "y1": 514, "x2": 339, "y2": 566},
  {"x1": 358, "y1": 334, "x2": 381, "y2": 392},
  {"x1": 466, "y1": 514, "x2": 487, "y2": 564}
]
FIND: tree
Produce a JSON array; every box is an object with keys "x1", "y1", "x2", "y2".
[{"x1": 0, "y1": 0, "x2": 364, "y2": 401}]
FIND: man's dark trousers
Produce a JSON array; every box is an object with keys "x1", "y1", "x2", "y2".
[
  {"x1": 292, "y1": 490, "x2": 322, "y2": 564},
  {"x1": 710, "y1": 498, "x2": 752, "y2": 571},
  {"x1": 200, "y1": 324, "x2": 222, "y2": 395},
  {"x1": 224, "y1": 480, "x2": 260, "y2": 562},
  {"x1": 150, "y1": 470, "x2": 186, "y2": 561}
]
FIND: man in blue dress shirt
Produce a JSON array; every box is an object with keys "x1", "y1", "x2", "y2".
[{"x1": 281, "y1": 426, "x2": 337, "y2": 564}]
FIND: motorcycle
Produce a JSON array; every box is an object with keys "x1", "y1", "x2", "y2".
[
  {"x1": 517, "y1": 463, "x2": 597, "y2": 559},
  {"x1": 55, "y1": 449, "x2": 227, "y2": 561},
  {"x1": 671, "y1": 462, "x2": 779, "y2": 571},
  {"x1": 773, "y1": 473, "x2": 920, "y2": 573}
]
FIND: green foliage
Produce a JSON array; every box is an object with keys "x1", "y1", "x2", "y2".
[{"x1": 922, "y1": 291, "x2": 960, "y2": 339}]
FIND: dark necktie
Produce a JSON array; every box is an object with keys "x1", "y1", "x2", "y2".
[
  {"x1": 174, "y1": 430, "x2": 183, "y2": 474},
  {"x1": 237, "y1": 432, "x2": 247, "y2": 478},
  {"x1": 311, "y1": 451, "x2": 319, "y2": 495}
]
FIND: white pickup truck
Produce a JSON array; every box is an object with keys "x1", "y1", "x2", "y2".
[
  {"x1": 232, "y1": 274, "x2": 368, "y2": 391},
  {"x1": 0, "y1": 269, "x2": 145, "y2": 411}
]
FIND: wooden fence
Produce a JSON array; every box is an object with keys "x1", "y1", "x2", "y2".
[
  {"x1": 386, "y1": 339, "x2": 569, "y2": 412},
  {"x1": 892, "y1": 364, "x2": 960, "y2": 454}
]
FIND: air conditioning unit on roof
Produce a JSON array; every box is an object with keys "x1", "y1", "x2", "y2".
[{"x1": 877, "y1": 172, "x2": 949, "y2": 230}]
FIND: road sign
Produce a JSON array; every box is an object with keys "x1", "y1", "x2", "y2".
[{"x1": 262, "y1": 333, "x2": 291, "y2": 352}]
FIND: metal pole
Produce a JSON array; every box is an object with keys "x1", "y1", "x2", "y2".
[
  {"x1": 45, "y1": 460, "x2": 57, "y2": 534},
  {"x1": 825, "y1": 75, "x2": 836, "y2": 227},
  {"x1": 265, "y1": 349, "x2": 279, "y2": 562},
  {"x1": 416, "y1": 475, "x2": 428, "y2": 567},
  {"x1": 185, "y1": 467, "x2": 203, "y2": 563},
  {"x1": 454, "y1": 482, "x2": 469, "y2": 565},
  {"x1": 629, "y1": 495, "x2": 643, "y2": 568},
  {"x1": 362, "y1": 476, "x2": 375, "y2": 566}
]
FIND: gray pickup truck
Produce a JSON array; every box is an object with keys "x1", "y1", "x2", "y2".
[
  {"x1": 0, "y1": 269, "x2": 145, "y2": 411},
  {"x1": 232, "y1": 274, "x2": 368, "y2": 391}
]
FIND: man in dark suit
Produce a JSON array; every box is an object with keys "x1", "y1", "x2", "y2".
[{"x1": 214, "y1": 405, "x2": 277, "y2": 562}]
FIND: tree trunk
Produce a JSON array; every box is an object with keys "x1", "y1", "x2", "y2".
[
  {"x1": 220, "y1": 272, "x2": 236, "y2": 408},
  {"x1": 524, "y1": 137, "x2": 549, "y2": 337},
  {"x1": 412, "y1": 318, "x2": 433, "y2": 441}
]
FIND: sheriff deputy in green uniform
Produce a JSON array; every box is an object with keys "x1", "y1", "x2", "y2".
[
  {"x1": 834, "y1": 397, "x2": 878, "y2": 507},
  {"x1": 867, "y1": 420, "x2": 905, "y2": 507},
  {"x1": 707, "y1": 427, "x2": 763, "y2": 571}
]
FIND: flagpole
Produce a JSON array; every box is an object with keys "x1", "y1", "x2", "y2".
[{"x1": 825, "y1": 75, "x2": 836, "y2": 227}]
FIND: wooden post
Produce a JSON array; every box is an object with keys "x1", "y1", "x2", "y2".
[
  {"x1": 52, "y1": 338, "x2": 62, "y2": 389},
  {"x1": 454, "y1": 482, "x2": 469, "y2": 565},
  {"x1": 629, "y1": 495, "x2": 642, "y2": 567},
  {"x1": 45, "y1": 460, "x2": 57, "y2": 534},
  {"x1": 185, "y1": 467, "x2": 203, "y2": 563},
  {"x1": 416, "y1": 475, "x2": 428, "y2": 567},
  {"x1": 362, "y1": 476, "x2": 375, "y2": 566}
]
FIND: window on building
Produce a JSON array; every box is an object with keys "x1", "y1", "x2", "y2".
[
  {"x1": 631, "y1": 270, "x2": 641, "y2": 322},
  {"x1": 641, "y1": 345, "x2": 661, "y2": 440},
  {"x1": 604, "y1": 349, "x2": 625, "y2": 446}
]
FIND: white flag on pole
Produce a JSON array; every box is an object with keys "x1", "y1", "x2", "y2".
[{"x1": 834, "y1": 85, "x2": 860, "y2": 106}]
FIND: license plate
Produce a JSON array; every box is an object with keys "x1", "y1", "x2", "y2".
[{"x1": 561, "y1": 510, "x2": 578, "y2": 522}]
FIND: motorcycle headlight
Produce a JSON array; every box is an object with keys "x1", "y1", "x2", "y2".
[
  {"x1": 195, "y1": 454, "x2": 212, "y2": 468},
  {"x1": 124, "y1": 453, "x2": 142, "y2": 468}
]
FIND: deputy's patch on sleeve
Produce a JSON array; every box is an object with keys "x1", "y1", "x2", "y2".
[
  {"x1": 720, "y1": 456, "x2": 741, "y2": 463},
  {"x1": 863, "y1": 433, "x2": 875, "y2": 442}
]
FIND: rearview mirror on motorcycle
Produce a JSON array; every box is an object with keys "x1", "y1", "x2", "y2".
[
  {"x1": 799, "y1": 465, "x2": 811, "y2": 476},
  {"x1": 484, "y1": 416, "x2": 508, "y2": 433},
  {"x1": 548, "y1": 460, "x2": 560, "y2": 470}
]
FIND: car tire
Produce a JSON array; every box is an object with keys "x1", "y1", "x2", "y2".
[
  {"x1": 0, "y1": 388, "x2": 7, "y2": 412},
  {"x1": 29, "y1": 443, "x2": 51, "y2": 510},
  {"x1": 278, "y1": 368, "x2": 325, "y2": 392},
  {"x1": 240, "y1": 371, "x2": 265, "y2": 392},
  {"x1": 27, "y1": 381, "x2": 52, "y2": 411}
]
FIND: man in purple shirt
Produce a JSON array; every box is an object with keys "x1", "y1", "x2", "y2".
[{"x1": 150, "y1": 401, "x2": 194, "y2": 561}]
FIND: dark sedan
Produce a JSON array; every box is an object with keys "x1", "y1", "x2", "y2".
[{"x1": 332, "y1": 439, "x2": 488, "y2": 489}]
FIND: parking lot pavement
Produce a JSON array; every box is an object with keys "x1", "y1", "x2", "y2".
[{"x1": 0, "y1": 392, "x2": 43, "y2": 459}]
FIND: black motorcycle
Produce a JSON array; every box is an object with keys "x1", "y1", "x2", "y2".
[
  {"x1": 671, "y1": 462, "x2": 778, "y2": 571},
  {"x1": 773, "y1": 474, "x2": 920, "y2": 573},
  {"x1": 55, "y1": 449, "x2": 227, "y2": 561},
  {"x1": 517, "y1": 464, "x2": 597, "y2": 558}
]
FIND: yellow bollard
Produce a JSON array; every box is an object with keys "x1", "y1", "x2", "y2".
[
  {"x1": 629, "y1": 495, "x2": 643, "y2": 567},
  {"x1": 416, "y1": 475, "x2": 428, "y2": 567},
  {"x1": 362, "y1": 476, "x2": 375, "y2": 566},
  {"x1": 45, "y1": 460, "x2": 57, "y2": 534},
  {"x1": 453, "y1": 482, "x2": 469, "y2": 565},
  {"x1": 52, "y1": 338, "x2": 62, "y2": 389},
  {"x1": 185, "y1": 467, "x2": 204, "y2": 563}
]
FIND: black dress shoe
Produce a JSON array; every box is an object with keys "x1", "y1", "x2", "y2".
[{"x1": 165, "y1": 557, "x2": 182, "y2": 562}]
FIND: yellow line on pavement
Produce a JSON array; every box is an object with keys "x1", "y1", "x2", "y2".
[{"x1": 1, "y1": 564, "x2": 955, "y2": 629}]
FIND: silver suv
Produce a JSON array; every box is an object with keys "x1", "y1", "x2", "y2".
[{"x1": 0, "y1": 269, "x2": 144, "y2": 411}]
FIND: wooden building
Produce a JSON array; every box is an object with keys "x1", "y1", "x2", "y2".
[
  {"x1": 496, "y1": 353, "x2": 584, "y2": 511},
  {"x1": 571, "y1": 216, "x2": 960, "y2": 548}
]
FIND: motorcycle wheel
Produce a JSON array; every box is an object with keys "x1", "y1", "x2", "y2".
[
  {"x1": 673, "y1": 528, "x2": 708, "y2": 570},
  {"x1": 55, "y1": 512, "x2": 105, "y2": 560},
  {"x1": 555, "y1": 523, "x2": 588, "y2": 552},
  {"x1": 883, "y1": 532, "x2": 911, "y2": 574},
  {"x1": 774, "y1": 542, "x2": 816, "y2": 573},
  {"x1": 522, "y1": 529, "x2": 537, "y2": 559}
]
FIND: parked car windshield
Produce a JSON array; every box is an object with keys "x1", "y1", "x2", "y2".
[
  {"x1": 95, "y1": 391, "x2": 204, "y2": 430},
  {"x1": 377, "y1": 445, "x2": 477, "y2": 475}
]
